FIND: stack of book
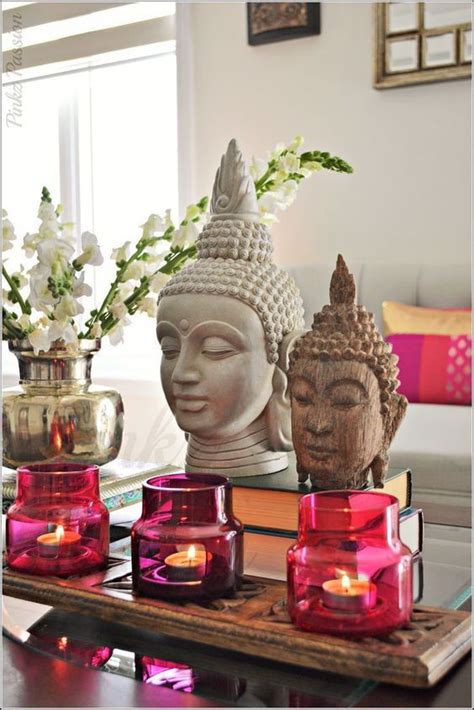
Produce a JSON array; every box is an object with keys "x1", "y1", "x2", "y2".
[{"x1": 230, "y1": 459, "x2": 423, "y2": 596}]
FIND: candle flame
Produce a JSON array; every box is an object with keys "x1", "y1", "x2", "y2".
[
  {"x1": 57, "y1": 636, "x2": 68, "y2": 651},
  {"x1": 55, "y1": 525, "x2": 65, "y2": 542},
  {"x1": 341, "y1": 574, "x2": 351, "y2": 590},
  {"x1": 187, "y1": 545, "x2": 196, "y2": 562}
]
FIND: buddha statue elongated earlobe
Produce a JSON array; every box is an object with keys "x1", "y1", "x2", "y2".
[
  {"x1": 370, "y1": 451, "x2": 388, "y2": 488},
  {"x1": 266, "y1": 330, "x2": 306, "y2": 451},
  {"x1": 266, "y1": 366, "x2": 292, "y2": 451}
]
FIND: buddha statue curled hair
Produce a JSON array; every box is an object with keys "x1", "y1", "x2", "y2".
[{"x1": 289, "y1": 255, "x2": 407, "y2": 489}]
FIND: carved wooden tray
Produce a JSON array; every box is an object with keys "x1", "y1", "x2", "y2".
[{"x1": 3, "y1": 555, "x2": 470, "y2": 689}]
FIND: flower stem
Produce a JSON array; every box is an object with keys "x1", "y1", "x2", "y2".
[
  {"x1": 80, "y1": 243, "x2": 149, "y2": 338},
  {"x1": 2, "y1": 307, "x2": 26, "y2": 339},
  {"x1": 97, "y1": 245, "x2": 197, "y2": 336},
  {"x1": 2, "y1": 266, "x2": 31, "y2": 315}
]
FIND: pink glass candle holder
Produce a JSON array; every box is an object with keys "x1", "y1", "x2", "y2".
[
  {"x1": 131, "y1": 473, "x2": 243, "y2": 601},
  {"x1": 6, "y1": 463, "x2": 109, "y2": 577},
  {"x1": 287, "y1": 491, "x2": 412, "y2": 637}
]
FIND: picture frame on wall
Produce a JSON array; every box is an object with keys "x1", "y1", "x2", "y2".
[
  {"x1": 247, "y1": 3, "x2": 321, "y2": 46},
  {"x1": 374, "y1": 2, "x2": 471, "y2": 89}
]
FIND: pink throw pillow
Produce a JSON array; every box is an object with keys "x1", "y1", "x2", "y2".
[{"x1": 387, "y1": 334, "x2": 471, "y2": 405}]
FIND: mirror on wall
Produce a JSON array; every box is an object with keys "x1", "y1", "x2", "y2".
[{"x1": 374, "y1": 2, "x2": 472, "y2": 88}]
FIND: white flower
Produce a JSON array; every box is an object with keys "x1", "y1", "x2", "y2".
[
  {"x1": 108, "y1": 317, "x2": 130, "y2": 346},
  {"x1": 116, "y1": 283, "x2": 134, "y2": 301},
  {"x1": 278, "y1": 153, "x2": 300, "y2": 174},
  {"x1": 109, "y1": 299, "x2": 128, "y2": 320},
  {"x1": 172, "y1": 221, "x2": 199, "y2": 249},
  {"x1": 149, "y1": 272, "x2": 171, "y2": 293},
  {"x1": 75, "y1": 231, "x2": 104, "y2": 267},
  {"x1": 304, "y1": 160, "x2": 323, "y2": 173},
  {"x1": 185, "y1": 204, "x2": 201, "y2": 222},
  {"x1": 270, "y1": 170, "x2": 288, "y2": 186},
  {"x1": 3, "y1": 212, "x2": 16, "y2": 252},
  {"x1": 23, "y1": 232, "x2": 40, "y2": 258},
  {"x1": 33, "y1": 315, "x2": 50, "y2": 329},
  {"x1": 122, "y1": 261, "x2": 146, "y2": 281},
  {"x1": 144, "y1": 239, "x2": 169, "y2": 264},
  {"x1": 37, "y1": 238, "x2": 74, "y2": 273},
  {"x1": 38, "y1": 213, "x2": 60, "y2": 240},
  {"x1": 288, "y1": 135, "x2": 304, "y2": 152},
  {"x1": 141, "y1": 213, "x2": 168, "y2": 238},
  {"x1": 279, "y1": 179, "x2": 298, "y2": 205},
  {"x1": 48, "y1": 320, "x2": 78, "y2": 347},
  {"x1": 270, "y1": 142, "x2": 286, "y2": 160},
  {"x1": 11, "y1": 268, "x2": 27, "y2": 289},
  {"x1": 138, "y1": 296, "x2": 157, "y2": 318},
  {"x1": 258, "y1": 180, "x2": 299, "y2": 225},
  {"x1": 37, "y1": 201, "x2": 56, "y2": 221},
  {"x1": 111, "y1": 241, "x2": 131, "y2": 264},
  {"x1": 72, "y1": 272, "x2": 93, "y2": 298},
  {"x1": 249, "y1": 157, "x2": 268, "y2": 182},
  {"x1": 54, "y1": 294, "x2": 84, "y2": 322},
  {"x1": 163, "y1": 209, "x2": 173, "y2": 229},
  {"x1": 259, "y1": 211, "x2": 279, "y2": 226},
  {"x1": 258, "y1": 190, "x2": 283, "y2": 216},
  {"x1": 28, "y1": 264, "x2": 57, "y2": 310},
  {"x1": 17, "y1": 314, "x2": 31, "y2": 330},
  {"x1": 29, "y1": 327, "x2": 52, "y2": 355},
  {"x1": 60, "y1": 222, "x2": 75, "y2": 241},
  {"x1": 90, "y1": 322, "x2": 103, "y2": 338}
]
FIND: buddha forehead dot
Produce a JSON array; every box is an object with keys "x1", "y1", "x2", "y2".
[{"x1": 179, "y1": 319, "x2": 190, "y2": 331}]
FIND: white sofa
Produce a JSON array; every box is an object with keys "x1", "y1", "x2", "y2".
[{"x1": 287, "y1": 262, "x2": 471, "y2": 505}]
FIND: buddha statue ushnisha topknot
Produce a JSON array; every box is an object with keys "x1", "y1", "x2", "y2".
[
  {"x1": 289, "y1": 255, "x2": 407, "y2": 489},
  {"x1": 157, "y1": 139, "x2": 304, "y2": 476}
]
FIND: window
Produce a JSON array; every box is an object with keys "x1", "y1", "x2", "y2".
[{"x1": 2, "y1": 2, "x2": 178, "y2": 380}]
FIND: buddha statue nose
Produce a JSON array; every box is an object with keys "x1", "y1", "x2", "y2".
[
  {"x1": 306, "y1": 412, "x2": 333, "y2": 436},
  {"x1": 171, "y1": 349, "x2": 200, "y2": 385}
]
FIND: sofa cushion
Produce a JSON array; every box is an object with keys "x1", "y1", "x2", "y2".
[
  {"x1": 387, "y1": 333, "x2": 471, "y2": 405},
  {"x1": 383, "y1": 301, "x2": 471, "y2": 336},
  {"x1": 389, "y1": 403, "x2": 471, "y2": 496}
]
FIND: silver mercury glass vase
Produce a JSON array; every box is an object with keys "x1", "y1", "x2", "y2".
[{"x1": 3, "y1": 339, "x2": 124, "y2": 469}]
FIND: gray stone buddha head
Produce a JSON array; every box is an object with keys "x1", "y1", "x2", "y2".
[{"x1": 156, "y1": 139, "x2": 304, "y2": 476}]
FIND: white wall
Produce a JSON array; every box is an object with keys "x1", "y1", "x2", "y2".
[{"x1": 188, "y1": 2, "x2": 471, "y2": 267}]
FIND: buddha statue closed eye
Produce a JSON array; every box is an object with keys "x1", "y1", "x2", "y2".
[
  {"x1": 156, "y1": 140, "x2": 304, "y2": 476},
  {"x1": 288, "y1": 255, "x2": 407, "y2": 489}
]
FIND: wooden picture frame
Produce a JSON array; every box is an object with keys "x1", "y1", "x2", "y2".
[
  {"x1": 373, "y1": 2, "x2": 471, "y2": 89},
  {"x1": 247, "y1": 3, "x2": 320, "y2": 46}
]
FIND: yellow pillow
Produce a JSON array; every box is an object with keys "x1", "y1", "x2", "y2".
[{"x1": 382, "y1": 301, "x2": 471, "y2": 337}]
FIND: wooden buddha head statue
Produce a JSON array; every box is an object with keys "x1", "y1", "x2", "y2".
[{"x1": 289, "y1": 255, "x2": 407, "y2": 489}]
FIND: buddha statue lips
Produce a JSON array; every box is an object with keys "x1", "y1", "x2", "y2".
[
  {"x1": 156, "y1": 139, "x2": 304, "y2": 477},
  {"x1": 289, "y1": 255, "x2": 408, "y2": 490}
]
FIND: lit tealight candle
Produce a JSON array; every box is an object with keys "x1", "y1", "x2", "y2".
[
  {"x1": 164, "y1": 545, "x2": 207, "y2": 582},
  {"x1": 322, "y1": 574, "x2": 377, "y2": 612},
  {"x1": 37, "y1": 525, "x2": 81, "y2": 559}
]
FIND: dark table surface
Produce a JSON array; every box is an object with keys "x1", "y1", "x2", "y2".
[{"x1": 3, "y1": 594, "x2": 472, "y2": 709}]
